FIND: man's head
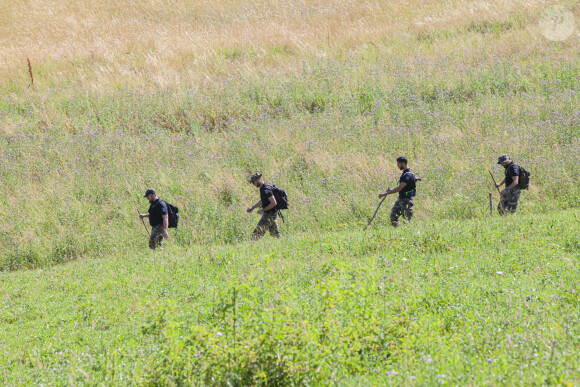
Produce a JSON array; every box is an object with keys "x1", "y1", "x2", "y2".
[
  {"x1": 497, "y1": 154, "x2": 512, "y2": 168},
  {"x1": 249, "y1": 173, "x2": 264, "y2": 187},
  {"x1": 396, "y1": 156, "x2": 408, "y2": 170},
  {"x1": 144, "y1": 188, "x2": 158, "y2": 203}
]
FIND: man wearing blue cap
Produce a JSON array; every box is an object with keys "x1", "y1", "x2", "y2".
[
  {"x1": 139, "y1": 188, "x2": 169, "y2": 249},
  {"x1": 379, "y1": 156, "x2": 418, "y2": 227}
]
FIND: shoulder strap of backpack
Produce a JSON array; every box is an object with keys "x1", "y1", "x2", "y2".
[{"x1": 160, "y1": 200, "x2": 174, "y2": 212}]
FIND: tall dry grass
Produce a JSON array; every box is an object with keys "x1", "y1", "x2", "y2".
[{"x1": 0, "y1": 0, "x2": 570, "y2": 89}]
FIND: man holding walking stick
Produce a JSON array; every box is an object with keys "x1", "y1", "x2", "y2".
[
  {"x1": 493, "y1": 154, "x2": 524, "y2": 215},
  {"x1": 379, "y1": 156, "x2": 418, "y2": 227},
  {"x1": 138, "y1": 188, "x2": 169, "y2": 250}
]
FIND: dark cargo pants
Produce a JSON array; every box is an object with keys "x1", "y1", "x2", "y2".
[
  {"x1": 149, "y1": 225, "x2": 165, "y2": 250},
  {"x1": 390, "y1": 197, "x2": 414, "y2": 227},
  {"x1": 498, "y1": 188, "x2": 521, "y2": 215},
  {"x1": 252, "y1": 212, "x2": 282, "y2": 240}
]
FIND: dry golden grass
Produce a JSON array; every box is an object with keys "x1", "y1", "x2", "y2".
[{"x1": 1, "y1": 0, "x2": 570, "y2": 89}]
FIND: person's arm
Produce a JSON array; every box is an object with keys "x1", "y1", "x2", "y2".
[
  {"x1": 139, "y1": 213, "x2": 150, "y2": 218},
  {"x1": 247, "y1": 200, "x2": 262, "y2": 213},
  {"x1": 495, "y1": 178, "x2": 506, "y2": 188},
  {"x1": 501, "y1": 176, "x2": 519, "y2": 196},
  {"x1": 379, "y1": 182, "x2": 407, "y2": 198},
  {"x1": 162, "y1": 214, "x2": 169, "y2": 238},
  {"x1": 506, "y1": 176, "x2": 519, "y2": 190},
  {"x1": 258, "y1": 195, "x2": 277, "y2": 214}
]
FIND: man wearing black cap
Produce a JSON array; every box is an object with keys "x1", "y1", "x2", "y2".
[
  {"x1": 379, "y1": 156, "x2": 417, "y2": 227},
  {"x1": 139, "y1": 188, "x2": 169, "y2": 249},
  {"x1": 495, "y1": 154, "x2": 521, "y2": 215},
  {"x1": 246, "y1": 173, "x2": 281, "y2": 240}
]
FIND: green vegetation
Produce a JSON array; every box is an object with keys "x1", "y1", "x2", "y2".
[
  {"x1": 1, "y1": 38, "x2": 579, "y2": 268},
  {"x1": 1, "y1": 211, "x2": 578, "y2": 384},
  {"x1": 0, "y1": 2, "x2": 579, "y2": 384}
]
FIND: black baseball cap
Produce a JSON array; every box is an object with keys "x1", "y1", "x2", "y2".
[
  {"x1": 144, "y1": 188, "x2": 156, "y2": 197},
  {"x1": 249, "y1": 173, "x2": 263, "y2": 184},
  {"x1": 396, "y1": 156, "x2": 408, "y2": 163}
]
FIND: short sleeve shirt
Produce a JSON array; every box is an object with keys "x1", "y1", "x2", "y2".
[
  {"x1": 504, "y1": 164, "x2": 520, "y2": 188},
  {"x1": 148, "y1": 199, "x2": 168, "y2": 226},
  {"x1": 399, "y1": 169, "x2": 416, "y2": 198},
  {"x1": 260, "y1": 184, "x2": 276, "y2": 213}
]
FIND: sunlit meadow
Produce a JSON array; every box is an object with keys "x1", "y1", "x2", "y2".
[{"x1": 0, "y1": 0, "x2": 579, "y2": 384}]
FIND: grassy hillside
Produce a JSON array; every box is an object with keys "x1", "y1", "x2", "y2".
[
  {"x1": 0, "y1": 0, "x2": 579, "y2": 384},
  {"x1": 1, "y1": 3, "x2": 579, "y2": 267}
]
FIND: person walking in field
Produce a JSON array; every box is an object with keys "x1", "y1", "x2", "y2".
[
  {"x1": 379, "y1": 156, "x2": 417, "y2": 227},
  {"x1": 246, "y1": 173, "x2": 282, "y2": 240},
  {"x1": 139, "y1": 188, "x2": 170, "y2": 249},
  {"x1": 495, "y1": 154, "x2": 525, "y2": 215}
]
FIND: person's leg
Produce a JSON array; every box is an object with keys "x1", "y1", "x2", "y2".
[
  {"x1": 252, "y1": 214, "x2": 269, "y2": 241},
  {"x1": 401, "y1": 198, "x2": 414, "y2": 222},
  {"x1": 149, "y1": 225, "x2": 164, "y2": 250},
  {"x1": 505, "y1": 189, "x2": 521, "y2": 214},
  {"x1": 497, "y1": 195, "x2": 508, "y2": 215},
  {"x1": 390, "y1": 199, "x2": 403, "y2": 227},
  {"x1": 268, "y1": 214, "x2": 282, "y2": 238}
]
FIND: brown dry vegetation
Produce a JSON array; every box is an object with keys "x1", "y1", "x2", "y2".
[{"x1": 1, "y1": 0, "x2": 575, "y2": 88}]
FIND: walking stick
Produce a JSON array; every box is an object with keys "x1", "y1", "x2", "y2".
[
  {"x1": 364, "y1": 196, "x2": 387, "y2": 231},
  {"x1": 137, "y1": 208, "x2": 150, "y2": 236},
  {"x1": 489, "y1": 193, "x2": 493, "y2": 215},
  {"x1": 488, "y1": 170, "x2": 503, "y2": 212},
  {"x1": 488, "y1": 170, "x2": 501, "y2": 195}
]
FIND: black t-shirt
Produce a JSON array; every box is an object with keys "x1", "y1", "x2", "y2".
[
  {"x1": 260, "y1": 184, "x2": 276, "y2": 213},
  {"x1": 148, "y1": 199, "x2": 168, "y2": 226},
  {"x1": 504, "y1": 163, "x2": 520, "y2": 188},
  {"x1": 399, "y1": 169, "x2": 416, "y2": 198}
]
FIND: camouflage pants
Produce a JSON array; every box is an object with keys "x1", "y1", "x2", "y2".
[
  {"x1": 390, "y1": 197, "x2": 414, "y2": 227},
  {"x1": 149, "y1": 225, "x2": 165, "y2": 250},
  {"x1": 498, "y1": 188, "x2": 521, "y2": 215},
  {"x1": 252, "y1": 212, "x2": 282, "y2": 240}
]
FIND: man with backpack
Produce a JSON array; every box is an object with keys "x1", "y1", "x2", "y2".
[
  {"x1": 139, "y1": 188, "x2": 170, "y2": 250},
  {"x1": 495, "y1": 154, "x2": 529, "y2": 215},
  {"x1": 379, "y1": 156, "x2": 417, "y2": 227},
  {"x1": 247, "y1": 173, "x2": 283, "y2": 240}
]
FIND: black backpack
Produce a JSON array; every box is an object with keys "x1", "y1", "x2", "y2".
[
  {"x1": 271, "y1": 185, "x2": 288, "y2": 210},
  {"x1": 517, "y1": 166, "x2": 531, "y2": 190},
  {"x1": 162, "y1": 200, "x2": 180, "y2": 228}
]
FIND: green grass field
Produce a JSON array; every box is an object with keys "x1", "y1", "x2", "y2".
[
  {"x1": 1, "y1": 211, "x2": 578, "y2": 384},
  {"x1": 0, "y1": 0, "x2": 579, "y2": 384}
]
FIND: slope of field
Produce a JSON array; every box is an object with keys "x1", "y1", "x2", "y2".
[
  {"x1": 0, "y1": 0, "x2": 579, "y2": 384},
  {"x1": 1, "y1": 5, "x2": 579, "y2": 267}
]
